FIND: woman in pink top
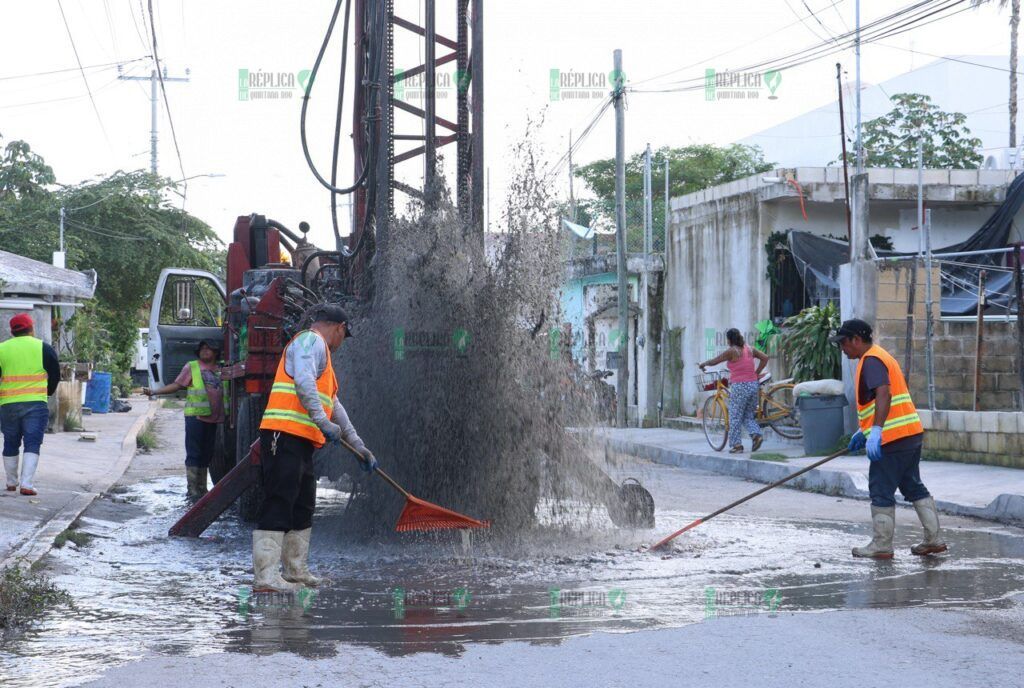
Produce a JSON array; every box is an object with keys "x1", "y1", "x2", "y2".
[{"x1": 699, "y1": 328, "x2": 769, "y2": 453}]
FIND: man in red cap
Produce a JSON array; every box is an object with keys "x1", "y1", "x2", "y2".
[{"x1": 0, "y1": 313, "x2": 61, "y2": 495}]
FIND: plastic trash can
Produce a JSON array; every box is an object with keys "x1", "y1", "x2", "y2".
[
  {"x1": 796, "y1": 394, "x2": 848, "y2": 455},
  {"x1": 84, "y1": 371, "x2": 112, "y2": 414}
]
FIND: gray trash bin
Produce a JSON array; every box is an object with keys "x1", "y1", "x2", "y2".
[{"x1": 796, "y1": 394, "x2": 848, "y2": 455}]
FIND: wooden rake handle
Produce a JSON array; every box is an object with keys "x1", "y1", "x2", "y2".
[
  {"x1": 335, "y1": 437, "x2": 410, "y2": 498},
  {"x1": 650, "y1": 447, "x2": 850, "y2": 551}
]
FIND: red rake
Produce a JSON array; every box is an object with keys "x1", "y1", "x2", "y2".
[
  {"x1": 649, "y1": 448, "x2": 849, "y2": 551},
  {"x1": 337, "y1": 438, "x2": 490, "y2": 532}
]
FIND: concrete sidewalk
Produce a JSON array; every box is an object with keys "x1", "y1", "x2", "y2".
[
  {"x1": 0, "y1": 396, "x2": 157, "y2": 569},
  {"x1": 599, "y1": 426, "x2": 1024, "y2": 525}
]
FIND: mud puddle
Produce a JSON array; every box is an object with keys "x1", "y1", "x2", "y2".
[{"x1": 2, "y1": 475, "x2": 1023, "y2": 686}]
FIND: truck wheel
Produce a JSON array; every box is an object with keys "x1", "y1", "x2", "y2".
[{"x1": 235, "y1": 395, "x2": 265, "y2": 522}]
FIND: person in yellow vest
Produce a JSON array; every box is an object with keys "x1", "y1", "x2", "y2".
[
  {"x1": 143, "y1": 340, "x2": 224, "y2": 500},
  {"x1": 831, "y1": 319, "x2": 947, "y2": 559},
  {"x1": 1, "y1": 313, "x2": 61, "y2": 496},
  {"x1": 253, "y1": 304, "x2": 375, "y2": 593}
]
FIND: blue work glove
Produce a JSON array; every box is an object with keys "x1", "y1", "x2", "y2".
[
  {"x1": 866, "y1": 426, "x2": 884, "y2": 462},
  {"x1": 323, "y1": 422, "x2": 343, "y2": 443},
  {"x1": 847, "y1": 430, "x2": 866, "y2": 452},
  {"x1": 357, "y1": 449, "x2": 378, "y2": 474}
]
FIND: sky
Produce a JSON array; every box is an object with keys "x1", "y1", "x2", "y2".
[{"x1": 0, "y1": 0, "x2": 1018, "y2": 251}]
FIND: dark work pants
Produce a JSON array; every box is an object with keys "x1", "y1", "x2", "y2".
[
  {"x1": 257, "y1": 429, "x2": 316, "y2": 532},
  {"x1": 184, "y1": 416, "x2": 218, "y2": 468},
  {"x1": 868, "y1": 444, "x2": 931, "y2": 508}
]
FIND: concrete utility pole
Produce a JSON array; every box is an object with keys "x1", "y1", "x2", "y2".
[
  {"x1": 924, "y1": 208, "x2": 936, "y2": 409},
  {"x1": 639, "y1": 144, "x2": 654, "y2": 426},
  {"x1": 855, "y1": 0, "x2": 863, "y2": 173},
  {"x1": 613, "y1": 49, "x2": 629, "y2": 428},
  {"x1": 118, "y1": 66, "x2": 190, "y2": 175}
]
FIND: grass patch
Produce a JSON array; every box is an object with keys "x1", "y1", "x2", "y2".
[
  {"x1": 53, "y1": 527, "x2": 94, "y2": 549},
  {"x1": 0, "y1": 565, "x2": 72, "y2": 632},
  {"x1": 136, "y1": 420, "x2": 158, "y2": 452},
  {"x1": 161, "y1": 398, "x2": 184, "y2": 410},
  {"x1": 63, "y1": 410, "x2": 83, "y2": 432},
  {"x1": 750, "y1": 452, "x2": 789, "y2": 462}
]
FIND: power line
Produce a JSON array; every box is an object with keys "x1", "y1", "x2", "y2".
[
  {"x1": 64, "y1": 217, "x2": 147, "y2": 241},
  {"x1": 631, "y1": 0, "x2": 970, "y2": 94},
  {"x1": 783, "y1": 0, "x2": 831, "y2": 43},
  {"x1": 146, "y1": 0, "x2": 187, "y2": 186},
  {"x1": 0, "y1": 56, "x2": 149, "y2": 82},
  {"x1": 56, "y1": 0, "x2": 112, "y2": 147}
]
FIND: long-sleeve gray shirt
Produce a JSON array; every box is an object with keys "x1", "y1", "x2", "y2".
[{"x1": 285, "y1": 330, "x2": 366, "y2": 451}]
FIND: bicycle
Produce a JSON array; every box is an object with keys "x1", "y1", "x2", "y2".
[{"x1": 698, "y1": 369, "x2": 803, "y2": 451}]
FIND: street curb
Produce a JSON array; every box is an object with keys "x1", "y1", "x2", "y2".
[
  {"x1": 605, "y1": 436, "x2": 1024, "y2": 526},
  {"x1": 1, "y1": 400, "x2": 160, "y2": 571}
]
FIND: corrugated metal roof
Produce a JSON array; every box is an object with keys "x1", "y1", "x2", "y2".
[{"x1": 0, "y1": 250, "x2": 96, "y2": 300}]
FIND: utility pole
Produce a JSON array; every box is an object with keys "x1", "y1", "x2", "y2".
[
  {"x1": 924, "y1": 207, "x2": 936, "y2": 409},
  {"x1": 836, "y1": 63, "x2": 852, "y2": 240},
  {"x1": 118, "y1": 66, "x2": 190, "y2": 175},
  {"x1": 640, "y1": 143, "x2": 653, "y2": 426},
  {"x1": 613, "y1": 49, "x2": 629, "y2": 428},
  {"x1": 855, "y1": 0, "x2": 863, "y2": 173}
]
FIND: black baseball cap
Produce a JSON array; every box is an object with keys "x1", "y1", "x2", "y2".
[
  {"x1": 310, "y1": 303, "x2": 353, "y2": 337},
  {"x1": 829, "y1": 318, "x2": 873, "y2": 344}
]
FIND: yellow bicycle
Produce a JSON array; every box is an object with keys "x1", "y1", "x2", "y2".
[{"x1": 698, "y1": 370, "x2": 802, "y2": 451}]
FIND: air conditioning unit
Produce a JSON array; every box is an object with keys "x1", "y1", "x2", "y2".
[{"x1": 982, "y1": 147, "x2": 1022, "y2": 170}]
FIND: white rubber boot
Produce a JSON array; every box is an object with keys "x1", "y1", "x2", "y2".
[
  {"x1": 252, "y1": 530, "x2": 299, "y2": 593},
  {"x1": 4, "y1": 454, "x2": 18, "y2": 491},
  {"x1": 910, "y1": 497, "x2": 948, "y2": 555},
  {"x1": 852, "y1": 506, "x2": 895, "y2": 559},
  {"x1": 19, "y1": 452, "x2": 39, "y2": 495},
  {"x1": 282, "y1": 528, "x2": 320, "y2": 587}
]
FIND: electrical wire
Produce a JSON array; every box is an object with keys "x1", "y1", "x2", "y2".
[
  {"x1": 146, "y1": 0, "x2": 186, "y2": 184},
  {"x1": 631, "y1": 0, "x2": 970, "y2": 94},
  {"x1": 0, "y1": 56, "x2": 149, "y2": 81},
  {"x1": 56, "y1": 0, "x2": 112, "y2": 147},
  {"x1": 64, "y1": 218, "x2": 147, "y2": 241},
  {"x1": 547, "y1": 97, "x2": 614, "y2": 182}
]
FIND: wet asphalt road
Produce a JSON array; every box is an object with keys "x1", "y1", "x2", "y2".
[{"x1": 2, "y1": 407, "x2": 1023, "y2": 687}]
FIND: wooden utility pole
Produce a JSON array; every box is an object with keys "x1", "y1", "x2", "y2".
[{"x1": 613, "y1": 49, "x2": 629, "y2": 428}]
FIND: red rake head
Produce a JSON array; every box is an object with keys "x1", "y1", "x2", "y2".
[{"x1": 394, "y1": 494, "x2": 491, "y2": 532}]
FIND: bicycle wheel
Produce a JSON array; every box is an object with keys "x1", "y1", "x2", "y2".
[
  {"x1": 764, "y1": 383, "x2": 803, "y2": 439},
  {"x1": 702, "y1": 394, "x2": 729, "y2": 451}
]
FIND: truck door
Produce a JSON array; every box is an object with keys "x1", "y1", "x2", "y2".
[{"x1": 148, "y1": 269, "x2": 226, "y2": 387}]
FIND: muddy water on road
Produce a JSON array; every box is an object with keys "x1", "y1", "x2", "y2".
[{"x1": 3, "y1": 475, "x2": 1024, "y2": 687}]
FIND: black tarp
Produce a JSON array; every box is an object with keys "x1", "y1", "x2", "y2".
[{"x1": 787, "y1": 172, "x2": 1024, "y2": 316}]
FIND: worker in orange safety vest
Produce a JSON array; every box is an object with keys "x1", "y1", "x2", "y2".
[{"x1": 832, "y1": 319, "x2": 947, "y2": 560}]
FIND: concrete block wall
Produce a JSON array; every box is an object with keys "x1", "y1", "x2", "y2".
[
  {"x1": 919, "y1": 409, "x2": 1024, "y2": 468},
  {"x1": 872, "y1": 262, "x2": 1022, "y2": 411}
]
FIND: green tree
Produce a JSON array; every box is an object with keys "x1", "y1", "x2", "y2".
[
  {"x1": 843, "y1": 93, "x2": 983, "y2": 169},
  {"x1": 0, "y1": 135, "x2": 223, "y2": 390},
  {"x1": 572, "y1": 143, "x2": 774, "y2": 250}
]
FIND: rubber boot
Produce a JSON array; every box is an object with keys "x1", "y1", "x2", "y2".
[
  {"x1": 282, "y1": 527, "x2": 320, "y2": 587},
  {"x1": 4, "y1": 454, "x2": 18, "y2": 491},
  {"x1": 852, "y1": 506, "x2": 895, "y2": 559},
  {"x1": 195, "y1": 467, "x2": 209, "y2": 499},
  {"x1": 252, "y1": 530, "x2": 299, "y2": 593},
  {"x1": 185, "y1": 467, "x2": 205, "y2": 501},
  {"x1": 910, "y1": 497, "x2": 948, "y2": 555},
  {"x1": 19, "y1": 452, "x2": 39, "y2": 496}
]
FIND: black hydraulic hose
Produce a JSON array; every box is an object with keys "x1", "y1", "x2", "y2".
[
  {"x1": 330, "y1": 0, "x2": 354, "y2": 245},
  {"x1": 265, "y1": 219, "x2": 302, "y2": 244},
  {"x1": 300, "y1": 0, "x2": 366, "y2": 196}
]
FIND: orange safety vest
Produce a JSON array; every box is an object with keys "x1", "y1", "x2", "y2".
[
  {"x1": 855, "y1": 344, "x2": 923, "y2": 445},
  {"x1": 259, "y1": 330, "x2": 338, "y2": 448}
]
